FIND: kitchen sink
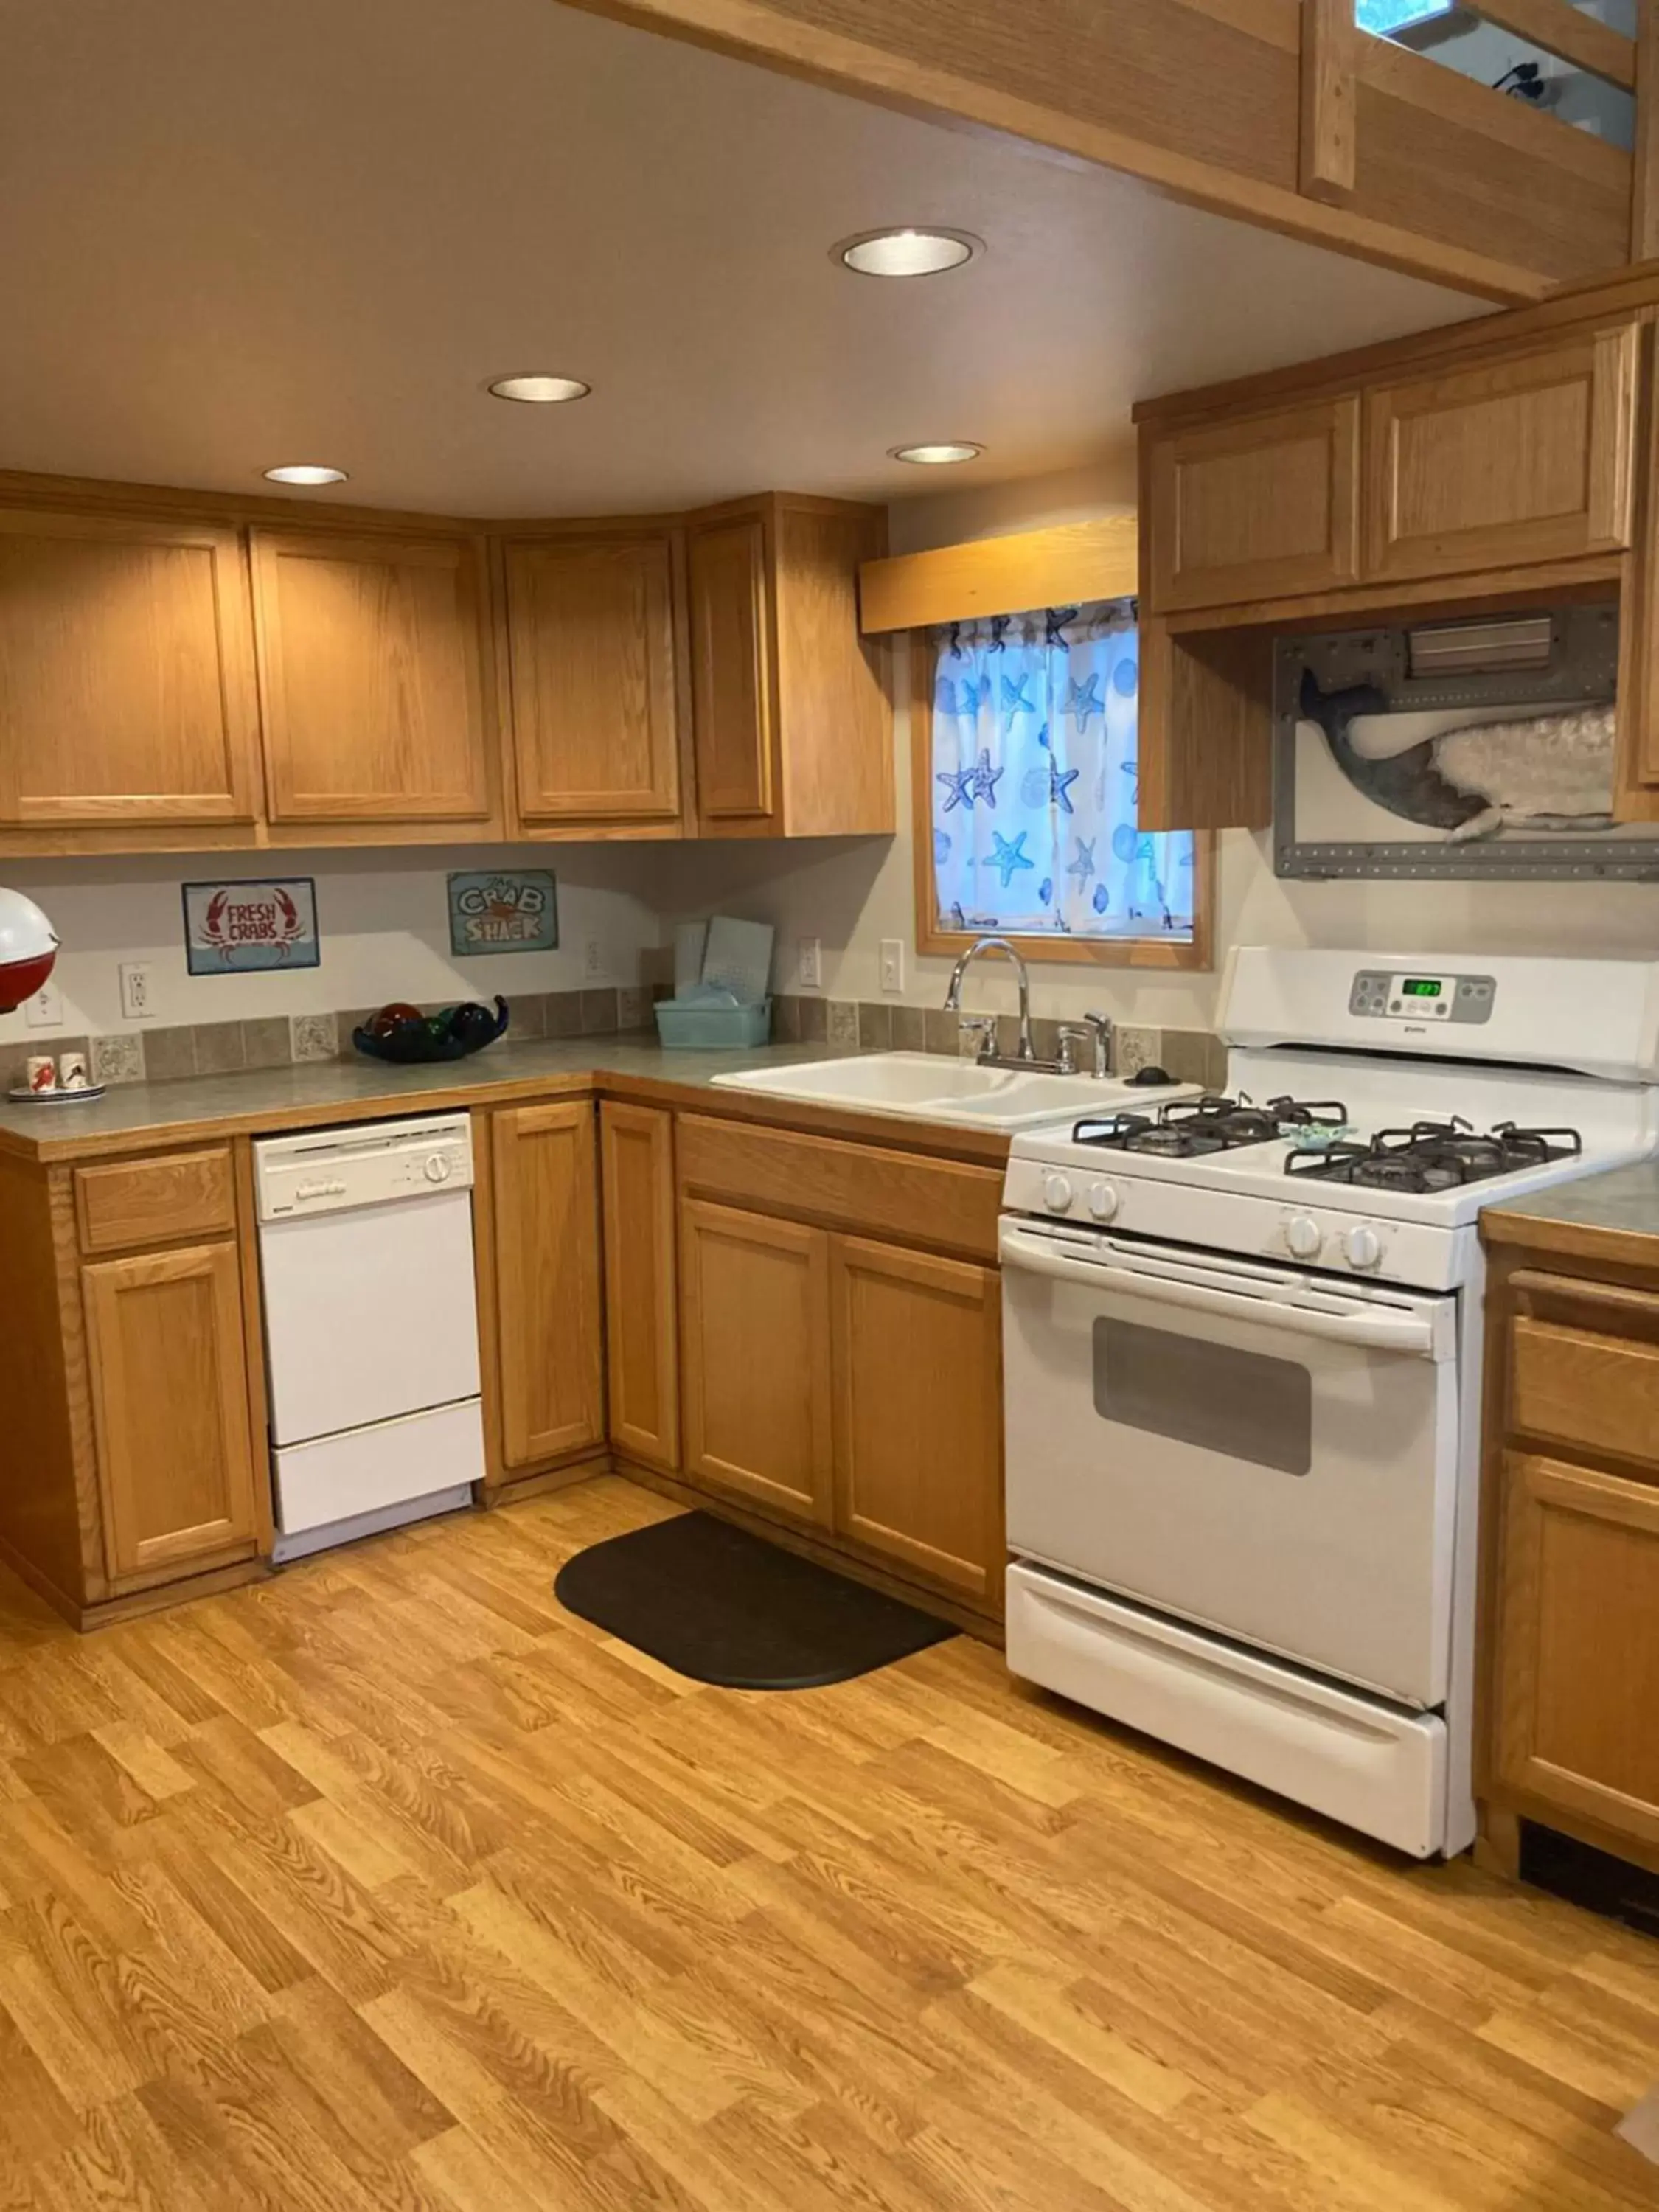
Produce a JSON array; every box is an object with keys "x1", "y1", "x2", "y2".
[{"x1": 711, "y1": 1051, "x2": 1189, "y2": 1130}]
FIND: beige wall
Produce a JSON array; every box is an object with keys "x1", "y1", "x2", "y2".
[{"x1": 658, "y1": 467, "x2": 1659, "y2": 1036}]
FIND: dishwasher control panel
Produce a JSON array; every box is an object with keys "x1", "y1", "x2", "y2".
[{"x1": 254, "y1": 1113, "x2": 474, "y2": 1220}]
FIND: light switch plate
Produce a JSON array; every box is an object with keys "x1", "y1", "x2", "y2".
[
  {"x1": 879, "y1": 939, "x2": 905, "y2": 994},
  {"x1": 797, "y1": 936, "x2": 822, "y2": 990}
]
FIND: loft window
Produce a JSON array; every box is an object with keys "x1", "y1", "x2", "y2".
[
  {"x1": 915, "y1": 601, "x2": 1207, "y2": 972},
  {"x1": 1354, "y1": 1, "x2": 1453, "y2": 31}
]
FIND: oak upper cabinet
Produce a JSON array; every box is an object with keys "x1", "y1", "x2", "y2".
[
  {"x1": 485, "y1": 1101, "x2": 605, "y2": 1473},
  {"x1": 679, "y1": 1196, "x2": 833, "y2": 1528},
  {"x1": 831, "y1": 1236, "x2": 1003, "y2": 1605},
  {"x1": 1364, "y1": 325, "x2": 1639, "y2": 584},
  {"x1": 501, "y1": 530, "x2": 684, "y2": 831},
  {"x1": 1491, "y1": 1452, "x2": 1659, "y2": 1856},
  {"x1": 250, "y1": 527, "x2": 495, "y2": 825},
  {"x1": 1144, "y1": 397, "x2": 1360, "y2": 613},
  {"x1": 686, "y1": 493, "x2": 892, "y2": 837},
  {"x1": 599, "y1": 1102, "x2": 680, "y2": 1472},
  {"x1": 0, "y1": 506, "x2": 261, "y2": 827},
  {"x1": 81, "y1": 1239, "x2": 260, "y2": 1585}
]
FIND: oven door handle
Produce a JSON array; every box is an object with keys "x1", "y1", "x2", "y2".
[{"x1": 999, "y1": 1225, "x2": 1450, "y2": 1358}]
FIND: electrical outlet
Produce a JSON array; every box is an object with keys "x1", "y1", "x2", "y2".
[
  {"x1": 583, "y1": 934, "x2": 605, "y2": 983},
  {"x1": 879, "y1": 939, "x2": 905, "y2": 995},
  {"x1": 797, "y1": 936, "x2": 822, "y2": 990},
  {"x1": 119, "y1": 962, "x2": 154, "y2": 1020},
  {"x1": 24, "y1": 981, "x2": 63, "y2": 1029}
]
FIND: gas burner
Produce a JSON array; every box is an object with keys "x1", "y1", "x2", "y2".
[
  {"x1": 1072, "y1": 1092, "x2": 1349, "y2": 1159},
  {"x1": 1285, "y1": 1118, "x2": 1583, "y2": 1194}
]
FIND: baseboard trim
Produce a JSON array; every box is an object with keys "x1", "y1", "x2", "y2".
[{"x1": 483, "y1": 1451, "x2": 613, "y2": 1506}]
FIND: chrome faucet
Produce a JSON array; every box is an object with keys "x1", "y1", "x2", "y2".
[
  {"x1": 1057, "y1": 1011, "x2": 1114, "y2": 1077},
  {"x1": 942, "y1": 937, "x2": 1036, "y2": 1062}
]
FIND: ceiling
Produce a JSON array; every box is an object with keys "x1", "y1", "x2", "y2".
[{"x1": 0, "y1": 0, "x2": 1484, "y2": 518}]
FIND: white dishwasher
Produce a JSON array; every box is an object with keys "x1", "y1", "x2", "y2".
[{"x1": 254, "y1": 1113, "x2": 484, "y2": 1562}]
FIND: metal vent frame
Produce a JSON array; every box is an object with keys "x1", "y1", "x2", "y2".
[{"x1": 1271, "y1": 603, "x2": 1659, "y2": 882}]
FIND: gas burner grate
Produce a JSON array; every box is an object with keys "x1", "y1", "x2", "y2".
[
  {"x1": 1072, "y1": 1092, "x2": 1350, "y2": 1158},
  {"x1": 1285, "y1": 1118, "x2": 1583, "y2": 1194}
]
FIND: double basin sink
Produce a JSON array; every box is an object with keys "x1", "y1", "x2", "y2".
[{"x1": 712, "y1": 1050, "x2": 1175, "y2": 1131}]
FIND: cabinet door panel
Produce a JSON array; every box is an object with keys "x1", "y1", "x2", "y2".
[
  {"x1": 1364, "y1": 326, "x2": 1638, "y2": 582},
  {"x1": 0, "y1": 507, "x2": 260, "y2": 825},
  {"x1": 680, "y1": 1197, "x2": 831, "y2": 1527},
  {"x1": 1146, "y1": 398, "x2": 1360, "y2": 612},
  {"x1": 82, "y1": 1241, "x2": 260, "y2": 1583},
  {"x1": 688, "y1": 518, "x2": 774, "y2": 821},
  {"x1": 504, "y1": 534, "x2": 682, "y2": 824},
  {"x1": 251, "y1": 529, "x2": 493, "y2": 822},
  {"x1": 831, "y1": 1236, "x2": 1001, "y2": 1602},
  {"x1": 489, "y1": 1102, "x2": 604, "y2": 1469},
  {"x1": 1492, "y1": 1452, "x2": 1659, "y2": 1851},
  {"x1": 599, "y1": 1102, "x2": 679, "y2": 1471}
]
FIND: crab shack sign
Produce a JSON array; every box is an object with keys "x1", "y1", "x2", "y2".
[{"x1": 182, "y1": 878, "x2": 320, "y2": 975}]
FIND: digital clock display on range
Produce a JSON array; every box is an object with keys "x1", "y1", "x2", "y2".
[{"x1": 1402, "y1": 978, "x2": 1443, "y2": 999}]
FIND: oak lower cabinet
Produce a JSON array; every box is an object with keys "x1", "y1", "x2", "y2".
[
  {"x1": 484, "y1": 1101, "x2": 605, "y2": 1477},
  {"x1": 1478, "y1": 1237, "x2": 1659, "y2": 1877},
  {"x1": 81, "y1": 1239, "x2": 261, "y2": 1585},
  {"x1": 599, "y1": 1102, "x2": 680, "y2": 1471},
  {"x1": 501, "y1": 529, "x2": 684, "y2": 832},
  {"x1": 1490, "y1": 1453, "x2": 1659, "y2": 1854},
  {"x1": 250, "y1": 526, "x2": 495, "y2": 826},
  {"x1": 679, "y1": 1197, "x2": 834, "y2": 1528},
  {"x1": 0, "y1": 505, "x2": 262, "y2": 829},
  {"x1": 831, "y1": 1236, "x2": 1003, "y2": 1606}
]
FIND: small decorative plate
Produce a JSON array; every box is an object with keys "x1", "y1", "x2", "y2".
[{"x1": 7, "y1": 1084, "x2": 107, "y2": 1105}]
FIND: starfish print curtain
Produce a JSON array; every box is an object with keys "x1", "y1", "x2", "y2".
[{"x1": 929, "y1": 602, "x2": 1196, "y2": 944}]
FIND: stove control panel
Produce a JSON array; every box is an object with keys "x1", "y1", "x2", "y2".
[{"x1": 1349, "y1": 968, "x2": 1495, "y2": 1025}]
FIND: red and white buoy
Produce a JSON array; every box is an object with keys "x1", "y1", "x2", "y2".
[{"x1": 0, "y1": 888, "x2": 59, "y2": 1013}]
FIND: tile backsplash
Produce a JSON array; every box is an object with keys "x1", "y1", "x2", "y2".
[
  {"x1": 770, "y1": 995, "x2": 1227, "y2": 1088},
  {"x1": 8, "y1": 986, "x2": 652, "y2": 1091}
]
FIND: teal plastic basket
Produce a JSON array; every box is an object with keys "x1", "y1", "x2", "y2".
[{"x1": 653, "y1": 998, "x2": 773, "y2": 1050}]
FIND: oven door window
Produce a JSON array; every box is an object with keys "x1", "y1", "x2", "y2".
[{"x1": 1093, "y1": 1315, "x2": 1312, "y2": 1476}]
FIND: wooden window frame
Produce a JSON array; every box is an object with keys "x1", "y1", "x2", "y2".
[{"x1": 909, "y1": 633, "x2": 1214, "y2": 973}]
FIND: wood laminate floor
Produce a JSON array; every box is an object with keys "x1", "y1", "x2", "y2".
[{"x1": 0, "y1": 1475, "x2": 1655, "y2": 2210}]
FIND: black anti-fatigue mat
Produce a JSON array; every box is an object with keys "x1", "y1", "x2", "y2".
[{"x1": 554, "y1": 1509, "x2": 956, "y2": 1689}]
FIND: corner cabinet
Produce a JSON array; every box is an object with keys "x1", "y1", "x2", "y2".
[
  {"x1": 599, "y1": 1102, "x2": 680, "y2": 1471},
  {"x1": 686, "y1": 493, "x2": 893, "y2": 837},
  {"x1": 500, "y1": 529, "x2": 686, "y2": 833},
  {"x1": 249, "y1": 527, "x2": 496, "y2": 826},
  {"x1": 0, "y1": 506, "x2": 262, "y2": 828}
]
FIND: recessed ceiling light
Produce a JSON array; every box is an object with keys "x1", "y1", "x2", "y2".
[
  {"x1": 487, "y1": 372, "x2": 591, "y2": 404},
  {"x1": 890, "y1": 442, "x2": 983, "y2": 466},
  {"x1": 262, "y1": 464, "x2": 349, "y2": 487},
  {"x1": 835, "y1": 228, "x2": 982, "y2": 278}
]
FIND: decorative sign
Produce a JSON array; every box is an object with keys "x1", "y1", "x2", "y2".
[
  {"x1": 182, "y1": 877, "x2": 320, "y2": 975},
  {"x1": 447, "y1": 869, "x2": 558, "y2": 956}
]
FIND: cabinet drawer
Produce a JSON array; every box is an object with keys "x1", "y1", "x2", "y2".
[
  {"x1": 1509, "y1": 1312, "x2": 1659, "y2": 1473},
  {"x1": 1363, "y1": 325, "x2": 1638, "y2": 583},
  {"x1": 75, "y1": 1148, "x2": 237, "y2": 1255},
  {"x1": 676, "y1": 1113, "x2": 1001, "y2": 1262}
]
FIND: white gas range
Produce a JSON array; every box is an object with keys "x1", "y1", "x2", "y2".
[{"x1": 1000, "y1": 946, "x2": 1659, "y2": 1860}]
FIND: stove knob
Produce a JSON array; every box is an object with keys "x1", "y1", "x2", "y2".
[
  {"x1": 1087, "y1": 1180, "x2": 1119, "y2": 1223},
  {"x1": 1345, "y1": 1224, "x2": 1382, "y2": 1271},
  {"x1": 424, "y1": 1152, "x2": 453, "y2": 1185},
  {"x1": 1042, "y1": 1172, "x2": 1075, "y2": 1214},
  {"x1": 1285, "y1": 1214, "x2": 1324, "y2": 1260}
]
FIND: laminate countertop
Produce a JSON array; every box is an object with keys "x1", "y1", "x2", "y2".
[
  {"x1": 0, "y1": 1037, "x2": 1012, "y2": 1166},
  {"x1": 1482, "y1": 1159, "x2": 1659, "y2": 1268}
]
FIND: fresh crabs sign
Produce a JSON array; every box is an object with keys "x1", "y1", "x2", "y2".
[{"x1": 182, "y1": 878, "x2": 320, "y2": 975}]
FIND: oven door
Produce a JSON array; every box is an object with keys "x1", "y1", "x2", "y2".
[{"x1": 1000, "y1": 1218, "x2": 1461, "y2": 1708}]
